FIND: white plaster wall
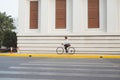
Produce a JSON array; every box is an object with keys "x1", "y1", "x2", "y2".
[
  {"x1": 18, "y1": 0, "x2": 40, "y2": 35},
  {"x1": 81, "y1": 0, "x2": 107, "y2": 34},
  {"x1": 50, "y1": 0, "x2": 73, "y2": 34},
  {"x1": 72, "y1": 0, "x2": 107, "y2": 34},
  {"x1": 26, "y1": 0, "x2": 39, "y2": 33},
  {"x1": 19, "y1": 0, "x2": 72, "y2": 35},
  {"x1": 18, "y1": 0, "x2": 120, "y2": 35},
  {"x1": 18, "y1": 0, "x2": 120, "y2": 54}
]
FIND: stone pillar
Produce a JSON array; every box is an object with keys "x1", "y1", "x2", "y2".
[
  {"x1": 40, "y1": 0, "x2": 50, "y2": 33},
  {"x1": 72, "y1": 0, "x2": 85, "y2": 34},
  {"x1": 18, "y1": 0, "x2": 26, "y2": 34},
  {"x1": 107, "y1": 0, "x2": 119, "y2": 33}
]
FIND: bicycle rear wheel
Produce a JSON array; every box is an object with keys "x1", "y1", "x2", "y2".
[
  {"x1": 56, "y1": 47, "x2": 64, "y2": 54},
  {"x1": 68, "y1": 47, "x2": 75, "y2": 54}
]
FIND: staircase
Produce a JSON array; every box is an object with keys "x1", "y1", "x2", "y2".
[{"x1": 17, "y1": 35, "x2": 120, "y2": 54}]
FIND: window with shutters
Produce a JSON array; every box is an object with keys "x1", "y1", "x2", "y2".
[
  {"x1": 88, "y1": 0, "x2": 99, "y2": 28},
  {"x1": 30, "y1": 1, "x2": 38, "y2": 29},
  {"x1": 56, "y1": 0, "x2": 66, "y2": 29}
]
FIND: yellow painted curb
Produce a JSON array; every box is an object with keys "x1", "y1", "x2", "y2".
[
  {"x1": 102, "y1": 55, "x2": 120, "y2": 59},
  {"x1": 0, "y1": 53, "x2": 120, "y2": 59}
]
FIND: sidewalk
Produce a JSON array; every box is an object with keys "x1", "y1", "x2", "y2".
[{"x1": 0, "y1": 53, "x2": 120, "y2": 59}]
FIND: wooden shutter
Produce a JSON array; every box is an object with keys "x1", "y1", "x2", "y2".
[
  {"x1": 30, "y1": 1, "x2": 38, "y2": 29},
  {"x1": 56, "y1": 0, "x2": 66, "y2": 29},
  {"x1": 88, "y1": 0, "x2": 99, "y2": 28}
]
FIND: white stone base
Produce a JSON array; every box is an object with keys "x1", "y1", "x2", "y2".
[{"x1": 17, "y1": 34, "x2": 120, "y2": 54}]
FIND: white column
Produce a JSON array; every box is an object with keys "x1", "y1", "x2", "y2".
[
  {"x1": 38, "y1": 0, "x2": 41, "y2": 32},
  {"x1": 118, "y1": 0, "x2": 120, "y2": 33},
  {"x1": 72, "y1": 0, "x2": 85, "y2": 34},
  {"x1": 100, "y1": 0, "x2": 107, "y2": 32},
  {"x1": 18, "y1": 0, "x2": 26, "y2": 34},
  {"x1": 107, "y1": 0, "x2": 119, "y2": 33},
  {"x1": 66, "y1": 0, "x2": 73, "y2": 33},
  {"x1": 40, "y1": 0, "x2": 50, "y2": 33}
]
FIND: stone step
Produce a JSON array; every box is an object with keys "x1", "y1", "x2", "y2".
[
  {"x1": 18, "y1": 43, "x2": 120, "y2": 47},
  {"x1": 17, "y1": 35, "x2": 120, "y2": 54}
]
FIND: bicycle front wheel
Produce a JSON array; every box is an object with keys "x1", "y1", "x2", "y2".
[
  {"x1": 68, "y1": 47, "x2": 75, "y2": 54},
  {"x1": 56, "y1": 47, "x2": 64, "y2": 54}
]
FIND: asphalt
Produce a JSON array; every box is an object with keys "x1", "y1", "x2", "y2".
[
  {"x1": 0, "y1": 57, "x2": 120, "y2": 80},
  {"x1": 0, "y1": 53, "x2": 120, "y2": 59}
]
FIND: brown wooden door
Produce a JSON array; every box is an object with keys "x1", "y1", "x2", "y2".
[
  {"x1": 88, "y1": 0, "x2": 99, "y2": 28},
  {"x1": 56, "y1": 0, "x2": 66, "y2": 29},
  {"x1": 30, "y1": 1, "x2": 38, "y2": 29}
]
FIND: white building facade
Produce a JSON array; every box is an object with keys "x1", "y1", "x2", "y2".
[{"x1": 18, "y1": 0, "x2": 120, "y2": 54}]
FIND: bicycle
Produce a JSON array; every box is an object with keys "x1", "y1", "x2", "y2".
[{"x1": 56, "y1": 45, "x2": 75, "y2": 55}]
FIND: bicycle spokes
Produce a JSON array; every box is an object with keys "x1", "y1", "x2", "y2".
[
  {"x1": 68, "y1": 47, "x2": 75, "y2": 54},
  {"x1": 56, "y1": 47, "x2": 64, "y2": 54},
  {"x1": 56, "y1": 47, "x2": 75, "y2": 54}
]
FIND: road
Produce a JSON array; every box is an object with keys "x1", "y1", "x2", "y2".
[{"x1": 0, "y1": 57, "x2": 120, "y2": 80}]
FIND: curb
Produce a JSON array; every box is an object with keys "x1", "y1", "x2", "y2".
[{"x1": 0, "y1": 53, "x2": 120, "y2": 59}]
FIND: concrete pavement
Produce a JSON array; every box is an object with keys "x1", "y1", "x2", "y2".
[{"x1": 0, "y1": 57, "x2": 120, "y2": 80}]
